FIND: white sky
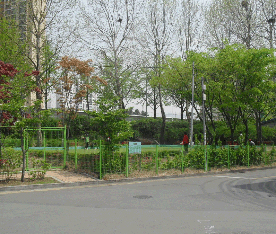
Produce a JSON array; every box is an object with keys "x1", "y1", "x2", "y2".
[
  {"x1": 130, "y1": 0, "x2": 212, "y2": 119},
  {"x1": 64, "y1": 0, "x2": 213, "y2": 119}
]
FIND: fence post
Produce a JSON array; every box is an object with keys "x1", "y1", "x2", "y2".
[
  {"x1": 125, "y1": 144, "x2": 129, "y2": 178},
  {"x1": 265, "y1": 144, "x2": 267, "y2": 165},
  {"x1": 155, "y1": 145, "x2": 158, "y2": 175},
  {"x1": 100, "y1": 140, "x2": 102, "y2": 180},
  {"x1": 26, "y1": 131, "x2": 29, "y2": 171},
  {"x1": 204, "y1": 145, "x2": 207, "y2": 172},
  {"x1": 75, "y1": 139, "x2": 77, "y2": 170},
  {"x1": 228, "y1": 145, "x2": 230, "y2": 169},
  {"x1": 207, "y1": 146, "x2": 209, "y2": 171},
  {"x1": 43, "y1": 131, "x2": 46, "y2": 162},
  {"x1": 247, "y1": 143, "x2": 250, "y2": 167},
  {"x1": 63, "y1": 126, "x2": 67, "y2": 168},
  {"x1": 181, "y1": 145, "x2": 184, "y2": 173}
]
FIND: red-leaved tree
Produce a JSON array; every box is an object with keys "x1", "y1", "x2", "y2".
[{"x1": 0, "y1": 61, "x2": 40, "y2": 182}]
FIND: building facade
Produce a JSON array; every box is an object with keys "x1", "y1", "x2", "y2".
[{"x1": 1, "y1": 0, "x2": 47, "y2": 109}]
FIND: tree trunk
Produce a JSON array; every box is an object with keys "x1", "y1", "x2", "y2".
[
  {"x1": 180, "y1": 103, "x2": 184, "y2": 120},
  {"x1": 158, "y1": 85, "x2": 166, "y2": 144},
  {"x1": 243, "y1": 118, "x2": 249, "y2": 143},
  {"x1": 255, "y1": 111, "x2": 262, "y2": 144},
  {"x1": 230, "y1": 128, "x2": 235, "y2": 144},
  {"x1": 153, "y1": 87, "x2": 157, "y2": 119}
]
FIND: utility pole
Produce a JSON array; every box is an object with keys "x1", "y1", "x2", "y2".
[
  {"x1": 190, "y1": 62, "x2": 195, "y2": 146},
  {"x1": 202, "y1": 77, "x2": 207, "y2": 171}
]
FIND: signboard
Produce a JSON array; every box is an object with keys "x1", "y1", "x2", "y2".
[{"x1": 129, "y1": 142, "x2": 141, "y2": 154}]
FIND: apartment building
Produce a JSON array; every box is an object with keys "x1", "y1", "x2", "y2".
[
  {"x1": 1, "y1": 0, "x2": 47, "y2": 109},
  {"x1": 0, "y1": 0, "x2": 28, "y2": 39},
  {"x1": 55, "y1": 83, "x2": 99, "y2": 112}
]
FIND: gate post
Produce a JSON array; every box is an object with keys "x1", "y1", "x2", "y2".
[{"x1": 63, "y1": 125, "x2": 67, "y2": 168}]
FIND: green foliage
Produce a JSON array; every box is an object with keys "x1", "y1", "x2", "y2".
[
  {"x1": 0, "y1": 18, "x2": 30, "y2": 70},
  {"x1": 129, "y1": 153, "x2": 156, "y2": 171},
  {"x1": 1, "y1": 137, "x2": 21, "y2": 148},
  {"x1": 88, "y1": 109, "x2": 133, "y2": 152},
  {"x1": 0, "y1": 148, "x2": 22, "y2": 181},
  {"x1": 21, "y1": 114, "x2": 276, "y2": 145},
  {"x1": 96, "y1": 57, "x2": 141, "y2": 110},
  {"x1": 29, "y1": 158, "x2": 51, "y2": 180},
  {"x1": 131, "y1": 118, "x2": 162, "y2": 140},
  {"x1": 131, "y1": 118, "x2": 206, "y2": 144},
  {"x1": 40, "y1": 111, "x2": 60, "y2": 127},
  {"x1": 69, "y1": 144, "x2": 276, "y2": 179},
  {"x1": 102, "y1": 151, "x2": 126, "y2": 174},
  {"x1": 165, "y1": 121, "x2": 190, "y2": 144},
  {"x1": 208, "y1": 146, "x2": 229, "y2": 168},
  {"x1": 65, "y1": 115, "x2": 91, "y2": 139}
]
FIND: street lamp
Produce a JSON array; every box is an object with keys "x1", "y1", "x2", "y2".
[
  {"x1": 202, "y1": 77, "x2": 207, "y2": 172},
  {"x1": 190, "y1": 62, "x2": 195, "y2": 146}
]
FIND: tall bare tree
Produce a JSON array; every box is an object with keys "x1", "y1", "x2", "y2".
[
  {"x1": 74, "y1": 0, "x2": 140, "y2": 110},
  {"x1": 204, "y1": 0, "x2": 262, "y2": 49},
  {"x1": 173, "y1": 0, "x2": 201, "y2": 121},
  {"x1": 136, "y1": 0, "x2": 175, "y2": 143},
  {"x1": 175, "y1": 0, "x2": 201, "y2": 59},
  {"x1": 258, "y1": 0, "x2": 276, "y2": 49}
]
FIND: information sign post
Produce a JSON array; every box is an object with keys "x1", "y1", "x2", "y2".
[{"x1": 128, "y1": 142, "x2": 142, "y2": 177}]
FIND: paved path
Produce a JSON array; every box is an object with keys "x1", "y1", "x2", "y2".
[{"x1": 1, "y1": 168, "x2": 276, "y2": 233}]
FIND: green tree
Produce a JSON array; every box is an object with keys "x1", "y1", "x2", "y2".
[
  {"x1": 160, "y1": 57, "x2": 192, "y2": 120},
  {"x1": 0, "y1": 18, "x2": 30, "y2": 71},
  {"x1": 0, "y1": 61, "x2": 40, "y2": 182},
  {"x1": 88, "y1": 109, "x2": 133, "y2": 153},
  {"x1": 209, "y1": 44, "x2": 276, "y2": 143},
  {"x1": 97, "y1": 58, "x2": 141, "y2": 110}
]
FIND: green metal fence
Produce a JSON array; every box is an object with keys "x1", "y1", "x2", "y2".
[
  {"x1": 23, "y1": 127, "x2": 67, "y2": 170},
  {"x1": 67, "y1": 142, "x2": 275, "y2": 179},
  {"x1": 0, "y1": 125, "x2": 273, "y2": 180}
]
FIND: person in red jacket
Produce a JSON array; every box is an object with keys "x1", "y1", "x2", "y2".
[{"x1": 180, "y1": 133, "x2": 189, "y2": 152}]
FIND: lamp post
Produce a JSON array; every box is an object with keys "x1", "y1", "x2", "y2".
[
  {"x1": 202, "y1": 77, "x2": 207, "y2": 171},
  {"x1": 202, "y1": 77, "x2": 206, "y2": 146},
  {"x1": 190, "y1": 62, "x2": 195, "y2": 146}
]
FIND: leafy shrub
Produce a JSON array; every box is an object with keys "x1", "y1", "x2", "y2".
[
  {"x1": 186, "y1": 146, "x2": 206, "y2": 169},
  {"x1": 269, "y1": 145, "x2": 276, "y2": 163},
  {"x1": 29, "y1": 158, "x2": 51, "y2": 180},
  {"x1": 208, "y1": 146, "x2": 228, "y2": 168},
  {"x1": 2, "y1": 137, "x2": 21, "y2": 148},
  {"x1": 70, "y1": 145, "x2": 273, "y2": 178},
  {"x1": 46, "y1": 139, "x2": 63, "y2": 147},
  {"x1": 0, "y1": 147, "x2": 22, "y2": 181}
]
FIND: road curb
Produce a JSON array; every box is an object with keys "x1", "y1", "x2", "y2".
[{"x1": 1, "y1": 166, "x2": 276, "y2": 192}]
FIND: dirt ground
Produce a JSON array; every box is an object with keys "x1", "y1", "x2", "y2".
[
  {"x1": 48, "y1": 163, "x2": 276, "y2": 182},
  {"x1": 2, "y1": 163, "x2": 276, "y2": 184},
  {"x1": 45, "y1": 170, "x2": 96, "y2": 183},
  {"x1": 0, "y1": 170, "x2": 97, "y2": 184}
]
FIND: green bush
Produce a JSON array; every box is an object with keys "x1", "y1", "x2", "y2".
[
  {"x1": 2, "y1": 137, "x2": 21, "y2": 148},
  {"x1": 46, "y1": 139, "x2": 63, "y2": 147},
  {"x1": 29, "y1": 158, "x2": 51, "y2": 180},
  {"x1": 208, "y1": 146, "x2": 228, "y2": 168},
  {"x1": 186, "y1": 146, "x2": 206, "y2": 169},
  {"x1": 70, "y1": 145, "x2": 273, "y2": 178},
  {"x1": 0, "y1": 147, "x2": 22, "y2": 181}
]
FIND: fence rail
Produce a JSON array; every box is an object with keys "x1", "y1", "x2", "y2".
[
  {"x1": 66, "y1": 142, "x2": 275, "y2": 179},
  {"x1": 0, "y1": 128, "x2": 275, "y2": 180}
]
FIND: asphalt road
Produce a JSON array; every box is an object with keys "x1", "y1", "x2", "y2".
[{"x1": 1, "y1": 169, "x2": 276, "y2": 234}]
